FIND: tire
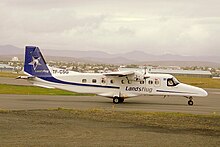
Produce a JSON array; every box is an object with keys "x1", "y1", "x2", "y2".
[
  {"x1": 119, "y1": 98, "x2": 124, "y2": 103},
  {"x1": 188, "y1": 100, "x2": 193, "y2": 106},
  {"x1": 113, "y1": 97, "x2": 120, "y2": 104}
]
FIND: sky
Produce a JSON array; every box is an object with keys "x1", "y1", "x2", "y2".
[{"x1": 0, "y1": 0, "x2": 220, "y2": 56}]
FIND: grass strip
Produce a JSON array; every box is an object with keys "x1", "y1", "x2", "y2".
[
  {"x1": 1, "y1": 108, "x2": 219, "y2": 136},
  {"x1": 0, "y1": 84, "x2": 94, "y2": 96},
  {"x1": 176, "y1": 76, "x2": 220, "y2": 89},
  {"x1": 0, "y1": 72, "x2": 24, "y2": 78}
]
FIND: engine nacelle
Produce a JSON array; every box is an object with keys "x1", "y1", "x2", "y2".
[
  {"x1": 133, "y1": 71, "x2": 144, "y2": 81},
  {"x1": 131, "y1": 71, "x2": 150, "y2": 81}
]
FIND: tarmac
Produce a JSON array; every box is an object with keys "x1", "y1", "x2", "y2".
[
  {"x1": 0, "y1": 77, "x2": 219, "y2": 115},
  {"x1": 0, "y1": 77, "x2": 31, "y2": 86}
]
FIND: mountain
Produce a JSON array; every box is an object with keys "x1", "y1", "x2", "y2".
[
  {"x1": 138, "y1": 61, "x2": 220, "y2": 68},
  {"x1": 43, "y1": 49, "x2": 114, "y2": 59},
  {"x1": 0, "y1": 45, "x2": 219, "y2": 67},
  {"x1": 80, "y1": 57, "x2": 136, "y2": 64},
  {"x1": 0, "y1": 45, "x2": 23, "y2": 55}
]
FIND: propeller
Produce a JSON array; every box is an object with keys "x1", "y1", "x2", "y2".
[
  {"x1": 143, "y1": 66, "x2": 150, "y2": 84},
  {"x1": 144, "y1": 66, "x2": 147, "y2": 75},
  {"x1": 133, "y1": 67, "x2": 150, "y2": 82}
]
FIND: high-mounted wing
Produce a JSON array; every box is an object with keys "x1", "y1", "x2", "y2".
[{"x1": 103, "y1": 71, "x2": 134, "y2": 77}]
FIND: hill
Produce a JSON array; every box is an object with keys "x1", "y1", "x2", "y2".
[{"x1": 0, "y1": 45, "x2": 219, "y2": 67}]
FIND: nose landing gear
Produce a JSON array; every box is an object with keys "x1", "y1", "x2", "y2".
[
  {"x1": 188, "y1": 100, "x2": 193, "y2": 106},
  {"x1": 187, "y1": 96, "x2": 193, "y2": 106}
]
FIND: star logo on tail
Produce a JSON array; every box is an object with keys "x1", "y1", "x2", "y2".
[{"x1": 29, "y1": 56, "x2": 41, "y2": 70}]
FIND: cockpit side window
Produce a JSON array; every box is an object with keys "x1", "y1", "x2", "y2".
[
  {"x1": 167, "y1": 77, "x2": 179, "y2": 87},
  {"x1": 173, "y1": 77, "x2": 180, "y2": 85},
  {"x1": 167, "y1": 79, "x2": 174, "y2": 86}
]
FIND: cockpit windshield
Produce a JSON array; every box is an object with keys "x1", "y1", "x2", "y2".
[{"x1": 167, "y1": 77, "x2": 180, "y2": 87}]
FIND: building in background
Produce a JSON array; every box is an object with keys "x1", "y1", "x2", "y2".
[
  {"x1": 119, "y1": 67, "x2": 212, "y2": 78},
  {"x1": 0, "y1": 64, "x2": 14, "y2": 72},
  {"x1": 149, "y1": 69, "x2": 212, "y2": 78},
  {"x1": 11, "y1": 57, "x2": 19, "y2": 62}
]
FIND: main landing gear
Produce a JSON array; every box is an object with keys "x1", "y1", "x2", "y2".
[
  {"x1": 187, "y1": 96, "x2": 193, "y2": 106},
  {"x1": 113, "y1": 97, "x2": 124, "y2": 104}
]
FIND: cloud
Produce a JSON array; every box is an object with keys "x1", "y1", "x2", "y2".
[{"x1": 0, "y1": 0, "x2": 220, "y2": 56}]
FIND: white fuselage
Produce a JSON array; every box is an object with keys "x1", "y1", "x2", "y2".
[{"x1": 28, "y1": 66, "x2": 208, "y2": 99}]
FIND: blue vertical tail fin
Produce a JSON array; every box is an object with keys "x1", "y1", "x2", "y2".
[{"x1": 24, "y1": 46, "x2": 52, "y2": 77}]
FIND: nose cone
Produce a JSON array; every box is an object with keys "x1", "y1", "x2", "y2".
[
  {"x1": 178, "y1": 84, "x2": 208, "y2": 97},
  {"x1": 199, "y1": 88, "x2": 208, "y2": 97},
  {"x1": 190, "y1": 85, "x2": 208, "y2": 97}
]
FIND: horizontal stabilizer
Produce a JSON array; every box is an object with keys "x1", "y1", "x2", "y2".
[{"x1": 16, "y1": 76, "x2": 35, "y2": 79}]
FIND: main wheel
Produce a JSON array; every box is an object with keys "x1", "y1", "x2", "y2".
[
  {"x1": 119, "y1": 98, "x2": 124, "y2": 103},
  {"x1": 113, "y1": 97, "x2": 120, "y2": 104},
  {"x1": 188, "y1": 100, "x2": 193, "y2": 106}
]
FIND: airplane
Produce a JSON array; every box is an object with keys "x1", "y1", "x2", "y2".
[{"x1": 17, "y1": 46, "x2": 208, "y2": 105}]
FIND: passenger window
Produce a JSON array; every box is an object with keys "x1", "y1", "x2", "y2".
[
  {"x1": 92, "y1": 79, "x2": 97, "y2": 83},
  {"x1": 101, "y1": 78, "x2": 106, "y2": 84},
  {"x1": 121, "y1": 80, "x2": 125, "y2": 84},
  {"x1": 140, "y1": 81, "x2": 144, "y2": 84},
  {"x1": 148, "y1": 80, "x2": 153, "y2": 85},
  {"x1": 110, "y1": 79, "x2": 114, "y2": 84},
  {"x1": 82, "y1": 79, "x2": 87, "y2": 83},
  {"x1": 155, "y1": 79, "x2": 160, "y2": 85}
]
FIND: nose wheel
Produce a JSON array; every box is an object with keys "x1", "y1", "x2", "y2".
[
  {"x1": 188, "y1": 100, "x2": 193, "y2": 105},
  {"x1": 187, "y1": 97, "x2": 193, "y2": 106}
]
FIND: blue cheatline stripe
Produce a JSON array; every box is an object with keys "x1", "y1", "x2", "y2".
[
  {"x1": 39, "y1": 76, "x2": 120, "y2": 89},
  {"x1": 156, "y1": 90, "x2": 196, "y2": 95}
]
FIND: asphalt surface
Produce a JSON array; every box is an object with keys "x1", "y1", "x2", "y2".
[
  {"x1": 0, "y1": 88, "x2": 219, "y2": 115},
  {"x1": 0, "y1": 77, "x2": 31, "y2": 86},
  {"x1": 0, "y1": 77, "x2": 219, "y2": 114}
]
